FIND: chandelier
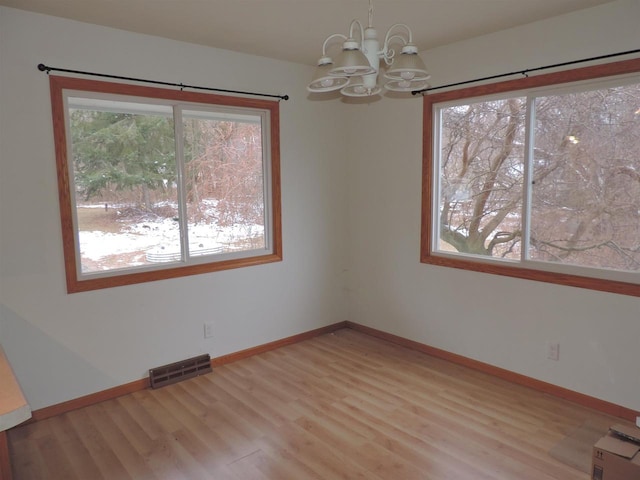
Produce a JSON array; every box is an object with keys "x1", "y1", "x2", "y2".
[{"x1": 307, "y1": 0, "x2": 430, "y2": 97}]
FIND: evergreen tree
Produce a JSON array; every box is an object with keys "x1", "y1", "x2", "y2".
[{"x1": 70, "y1": 109, "x2": 176, "y2": 209}]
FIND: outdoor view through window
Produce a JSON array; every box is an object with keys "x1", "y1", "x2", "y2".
[
  {"x1": 427, "y1": 68, "x2": 640, "y2": 293},
  {"x1": 69, "y1": 97, "x2": 267, "y2": 274}
]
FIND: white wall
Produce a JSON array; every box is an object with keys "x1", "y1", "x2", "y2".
[
  {"x1": 0, "y1": 7, "x2": 349, "y2": 410},
  {"x1": 346, "y1": 0, "x2": 640, "y2": 412}
]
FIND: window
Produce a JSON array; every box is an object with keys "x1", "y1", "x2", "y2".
[
  {"x1": 422, "y1": 59, "x2": 640, "y2": 296},
  {"x1": 50, "y1": 76, "x2": 282, "y2": 293}
]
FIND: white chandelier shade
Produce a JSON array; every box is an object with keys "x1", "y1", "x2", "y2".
[
  {"x1": 307, "y1": 58, "x2": 350, "y2": 92},
  {"x1": 340, "y1": 75, "x2": 382, "y2": 97},
  {"x1": 384, "y1": 78, "x2": 430, "y2": 92},
  {"x1": 385, "y1": 44, "x2": 430, "y2": 81},
  {"x1": 307, "y1": 1, "x2": 430, "y2": 97},
  {"x1": 331, "y1": 39, "x2": 376, "y2": 76}
]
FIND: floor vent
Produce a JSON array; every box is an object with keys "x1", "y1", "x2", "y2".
[{"x1": 149, "y1": 354, "x2": 212, "y2": 389}]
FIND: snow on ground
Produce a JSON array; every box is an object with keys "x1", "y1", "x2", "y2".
[{"x1": 79, "y1": 214, "x2": 263, "y2": 262}]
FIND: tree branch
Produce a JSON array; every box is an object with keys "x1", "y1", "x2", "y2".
[{"x1": 487, "y1": 230, "x2": 521, "y2": 254}]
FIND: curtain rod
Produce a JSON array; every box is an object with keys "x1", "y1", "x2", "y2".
[
  {"x1": 411, "y1": 48, "x2": 640, "y2": 96},
  {"x1": 37, "y1": 63, "x2": 289, "y2": 101}
]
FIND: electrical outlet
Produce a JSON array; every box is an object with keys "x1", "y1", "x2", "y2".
[
  {"x1": 204, "y1": 322, "x2": 214, "y2": 338},
  {"x1": 547, "y1": 342, "x2": 560, "y2": 361}
]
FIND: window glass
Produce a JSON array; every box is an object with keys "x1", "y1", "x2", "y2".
[
  {"x1": 530, "y1": 85, "x2": 640, "y2": 271},
  {"x1": 182, "y1": 109, "x2": 266, "y2": 258},
  {"x1": 69, "y1": 99, "x2": 179, "y2": 273},
  {"x1": 437, "y1": 98, "x2": 526, "y2": 259}
]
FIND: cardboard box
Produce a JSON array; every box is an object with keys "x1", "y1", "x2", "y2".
[{"x1": 592, "y1": 424, "x2": 640, "y2": 479}]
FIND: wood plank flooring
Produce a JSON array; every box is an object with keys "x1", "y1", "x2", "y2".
[{"x1": 8, "y1": 329, "x2": 623, "y2": 479}]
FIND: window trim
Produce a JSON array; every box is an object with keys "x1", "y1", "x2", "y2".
[
  {"x1": 50, "y1": 75, "x2": 282, "y2": 293},
  {"x1": 421, "y1": 58, "x2": 640, "y2": 297}
]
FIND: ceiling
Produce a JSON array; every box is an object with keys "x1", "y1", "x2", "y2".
[{"x1": 1, "y1": 0, "x2": 615, "y2": 66}]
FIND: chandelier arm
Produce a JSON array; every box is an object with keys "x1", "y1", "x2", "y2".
[
  {"x1": 383, "y1": 23, "x2": 413, "y2": 47},
  {"x1": 385, "y1": 34, "x2": 408, "y2": 47},
  {"x1": 348, "y1": 20, "x2": 366, "y2": 47},
  {"x1": 380, "y1": 34, "x2": 409, "y2": 64},
  {"x1": 321, "y1": 33, "x2": 348, "y2": 56},
  {"x1": 380, "y1": 24, "x2": 413, "y2": 65}
]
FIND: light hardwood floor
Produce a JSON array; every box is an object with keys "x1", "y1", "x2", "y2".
[{"x1": 8, "y1": 329, "x2": 622, "y2": 479}]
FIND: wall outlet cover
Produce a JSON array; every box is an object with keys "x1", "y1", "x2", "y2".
[{"x1": 204, "y1": 323, "x2": 214, "y2": 338}]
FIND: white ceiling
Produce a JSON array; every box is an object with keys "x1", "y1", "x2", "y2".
[{"x1": 0, "y1": 0, "x2": 616, "y2": 66}]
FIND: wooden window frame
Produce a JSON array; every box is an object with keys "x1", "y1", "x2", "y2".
[
  {"x1": 50, "y1": 75, "x2": 282, "y2": 293},
  {"x1": 421, "y1": 58, "x2": 640, "y2": 297}
]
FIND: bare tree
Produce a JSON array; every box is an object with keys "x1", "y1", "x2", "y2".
[{"x1": 183, "y1": 119, "x2": 264, "y2": 227}]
